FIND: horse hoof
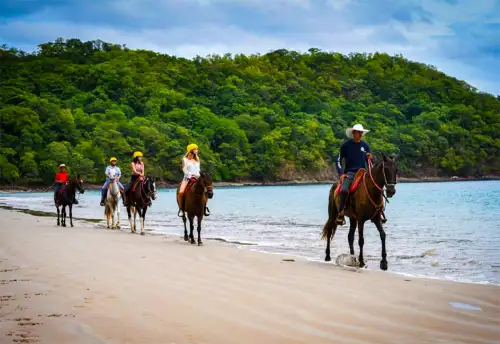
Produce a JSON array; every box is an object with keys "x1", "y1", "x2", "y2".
[
  {"x1": 359, "y1": 261, "x2": 365, "y2": 268},
  {"x1": 198, "y1": 241, "x2": 203, "y2": 246},
  {"x1": 183, "y1": 235, "x2": 189, "y2": 242},
  {"x1": 325, "y1": 256, "x2": 331, "y2": 262},
  {"x1": 380, "y1": 260, "x2": 388, "y2": 271},
  {"x1": 140, "y1": 232, "x2": 145, "y2": 236},
  {"x1": 71, "y1": 224, "x2": 74, "y2": 228},
  {"x1": 62, "y1": 224, "x2": 66, "y2": 227},
  {"x1": 107, "y1": 226, "x2": 110, "y2": 229},
  {"x1": 190, "y1": 239, "x2": 196, "y2": 245},
  {"x1": 116, "y1": 225, "x2": 121, "y2": 229}
]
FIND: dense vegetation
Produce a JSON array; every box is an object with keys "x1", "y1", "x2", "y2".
[{"x1": 1, "y1": 38, "x2": 499, "y2": 185}]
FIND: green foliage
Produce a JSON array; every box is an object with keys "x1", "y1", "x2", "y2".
[{"x1": 1, "y1": 39, "x2": 499, "y2": 184}]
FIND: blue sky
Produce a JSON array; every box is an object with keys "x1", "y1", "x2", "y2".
[{"x1": 1, "y1": 0, "x2": 499, "y2": 95}]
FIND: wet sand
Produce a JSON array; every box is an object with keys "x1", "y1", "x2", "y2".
[{"x1": 0, "y1": 209, "x2": 498, "y2": 344}]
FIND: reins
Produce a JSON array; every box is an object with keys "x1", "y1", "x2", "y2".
[{"x1": 365, "y1": 158, "x2": 396, "y2": 222}]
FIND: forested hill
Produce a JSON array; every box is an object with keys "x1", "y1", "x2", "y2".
[{"x1": 1, "y1": 38, "x2": 500, "y2": 185}]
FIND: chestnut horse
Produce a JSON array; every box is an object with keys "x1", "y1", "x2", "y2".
[
  {"x1": 176, "y1": 172, "x2": 214, "y2": 245},
  {"x1": 322, "y1": 155, "x2": 398, "y2": 270},
  {"x1": 54, "y1": 176, "x2": 85, "y2": 227}
]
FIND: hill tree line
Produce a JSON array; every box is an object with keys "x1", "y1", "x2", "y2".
[{"x1": 1, "y1": 38, "x2": 499, "y2": 185}]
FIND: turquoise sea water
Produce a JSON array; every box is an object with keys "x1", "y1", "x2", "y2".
[{"x1": 1, "y1": 181, "x2": 499, "y2": 284}]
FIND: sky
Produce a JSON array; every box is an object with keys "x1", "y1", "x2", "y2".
[{"x1": 1, "y1": 0, "x2": 499, "y2": 95}]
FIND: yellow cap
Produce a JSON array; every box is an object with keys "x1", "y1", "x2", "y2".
[
  {"x1": 133, "y1": 151, "x2": 143, "y2": 158},
  {"x1": 186, "y1": 144, "x2": 198, "y2": 153},
  {"x1": 110, "y1": 157, "x2": 117, "y2": 163}
]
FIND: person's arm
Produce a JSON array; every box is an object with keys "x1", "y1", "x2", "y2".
[
  {"x1": 105, "y1": 166, "x2": 111, "y2": 178},
  {"x1": 131, "y1": 162, "x2": 138, "y2": 175},
  {"x1": 116, "y1": 167, "x2": 121, "y2": 180},
  {"x1": 365, "y1": 142, "x2": 373, "y2": 161},
  {"x1": 141, "y1": 163, "x2": 145, "y2": 176},
  {"x1": 335, "y1": 144, "x2": 345, "y2": 178},
  {"x1": 182, "y1": 158, "x2": 188, "y2": 175}
]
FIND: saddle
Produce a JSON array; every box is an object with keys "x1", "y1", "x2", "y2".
[
  {"x1": 185, "y1": 177, "x2": 197, "y2": 193},
  {"x1": 335, "y1": 168, "x2": 366, "y2": 195},
  {"x1": 131, "y1": 176, "x2": 144, "y2": 192}
]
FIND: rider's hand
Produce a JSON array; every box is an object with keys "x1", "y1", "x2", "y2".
[
  {"x1": 339, "y1": 174, "x2": 346, "y2": 183},
  {"x1": 366, "y1": 153, "x2": 373, "y2": 160}
]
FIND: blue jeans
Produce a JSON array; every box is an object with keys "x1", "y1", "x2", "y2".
[{"x1": 338, "y1": 172, "x2": 355, "y2": 213}]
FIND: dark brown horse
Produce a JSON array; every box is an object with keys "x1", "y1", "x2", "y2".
[
  {"x1": 54, "y1": 176, "x2": 85, "y2": 227},
  {"x1": 126, "y1": 175, "x2": 157, "y2": 235},
  {"x1": 177, "y1": 172, "x2": 214, "y2": 245},
  {"x1": 322, "y1": 155, "x2": 398, "y2": 270}
]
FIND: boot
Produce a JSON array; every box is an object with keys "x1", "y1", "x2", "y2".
[
  {"x1": 336, "y1": 191, "x2": 347, "y2": 225},
  {"x1": 121, "y1": 190, "x2": 126, "y2": 206},
  {"x1": 100, "y1": 189, "x2": 106, "y2": 206}
]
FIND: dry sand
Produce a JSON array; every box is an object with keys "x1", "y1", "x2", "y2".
[{"x1": 0, "y1": 209, "x2": 498, "y2": 344}]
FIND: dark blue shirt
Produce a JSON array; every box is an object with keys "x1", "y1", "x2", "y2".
[{"x1": 335, "y1": 139, "x2": 371, "y2": 175}]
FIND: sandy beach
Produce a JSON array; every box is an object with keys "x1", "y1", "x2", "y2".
[{"x1": 0, "y1": 209, "x2": 498, "y2": 344}]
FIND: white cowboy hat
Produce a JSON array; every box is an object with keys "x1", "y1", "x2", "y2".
[
  {"x1": 59, "y1": 164, "x2": 66, "y2": 168},
  {"x1": 346, "y1": 124, "x2": 369, "y2": 139}
]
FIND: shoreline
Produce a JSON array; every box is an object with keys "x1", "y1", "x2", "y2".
[
  {"x1": 0, "y1": 202, "x2": 498, "y2": 287},
  {"x1": 0, "y1": 208, "x2": 499, "y2": 343},
  {"x1": 1, "y1": 176, "x2": 499, "y2": 193}
]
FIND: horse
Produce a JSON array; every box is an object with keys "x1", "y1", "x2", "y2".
[
  {"x1": 104, "y1": 169, "x2": 122, "y2": 230},
  {"x1": 176, "y1": 172, "x2": 214, "y2": 246},
  {"x1": 54, "y1": 176, "x2": 85, "y2": 227},
  {"x1": 126, "y1": 174, "x2": 157, "y2": 235},
  {"x1": 322, "y1": 155, "x2": 398, "y2": 270}
]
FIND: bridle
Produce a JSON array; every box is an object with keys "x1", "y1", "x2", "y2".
[{"x1": 368, "y1": 158, "x2": 397, "y2": 192}]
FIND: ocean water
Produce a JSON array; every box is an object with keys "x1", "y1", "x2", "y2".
[{"x1": 1, "y1": 181, "x2": 499, "y2": 285}]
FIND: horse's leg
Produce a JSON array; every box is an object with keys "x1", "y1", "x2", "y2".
[
  {"x1": 358, "y1": 221, "x2": 365, "y2": 268},
  {"x1": 116, "y1": 201, "x2": 121, "y2": 229},
  {"x1": 348, "y1": 217, "x2": 357, "y2": 255},
  {"x1": 69, "y1": 204, "x2": 74, "y2": 227},
  {"x1": 182, "y1": 213, "x2": 188, "y2": 241},
  {"x1": 111, "y1": 203, "x2": 116, "y2": 229},
  {"x1": 56, "y1": 205, "x2": 60, "y2": 226},
  {"x1": 197, "y1": 216, "x2": 203, "y2": 246},
  {"x1": 140, "y1": 207, "x2": 147, "y2": 236},
  {"x1": 188, "y1": 214, "x2": 195, "y2": 244},
  {"x1": 127, "y1": 206, "x2": 134, "y2": 233},
  {"x1": 133, "y1": 208, "x2": 137, "y2": 233},
  {"x1": 62, "y1": 205, "x2": 66, "y2": 227},
  {"x1": 375, "y1": 219, "x2": 388, "y2": 270}
]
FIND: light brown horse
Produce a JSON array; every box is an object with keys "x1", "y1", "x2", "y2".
[
  {"x1": 177, "y1": 173, "x2": 214, "y2": 245},
  {"x1": 322, "y1": 155, "x2": 398, "y2": 270}
]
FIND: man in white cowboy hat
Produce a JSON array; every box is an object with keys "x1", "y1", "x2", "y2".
[{"x1": 335, "y1": 124, "x2": 373, "y2": 225}]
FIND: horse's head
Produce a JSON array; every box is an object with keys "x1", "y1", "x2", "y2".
[
  {"x1": 109, "y1": 169, "x2": 118, "y2": 181},
  {"x1": 145, "y1": 174, "x2": 158, "y2": 201},
  {"x1": 381, "y1": 154, "x2": 398, "y2": 198},
  {"x1": 75, "y1": 175, "x2": 85, "y2": 194},
  {"x1": 200, "y1": 172, "x2": 214, "y2": 199}
]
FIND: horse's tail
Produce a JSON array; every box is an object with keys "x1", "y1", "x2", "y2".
[{"x1": 321, "y1": 183, "x2": 337, "y2": 240}]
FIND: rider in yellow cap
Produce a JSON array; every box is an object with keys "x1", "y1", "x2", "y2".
[
  {"x1": 100, "y1": 157, "x2": 125, "y2": 206},
  {"x1": 177, "y1": 144, "x2": 200, "y2": 216},
  {"x1": 124, "y1": 152, "x2": 145, "y2": 206}
]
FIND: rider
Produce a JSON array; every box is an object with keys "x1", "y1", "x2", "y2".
[
  {"x1": 335, "y1": 124, "x2": 372, "y2": 225},
  {"x1": 54, "y1": 164, "x2": 78, "y2": 204},
  {"x1": 178, "y1": 144, "x2": 200, "y2": 216},
  {"x1": 100, "y1": 157, "x2": 125, "y2": 206},
  {"x1": 124, "y1": 151, "x2": 145, "y2": 206}
]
